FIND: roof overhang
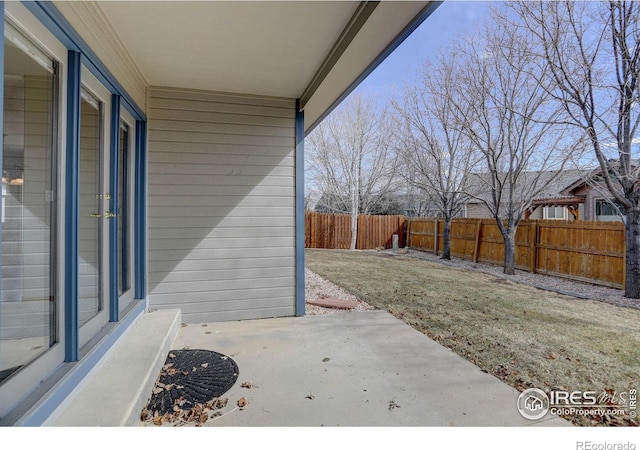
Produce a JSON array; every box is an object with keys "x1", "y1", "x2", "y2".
[{"x1": 55, "y1": 1, "x2": 438, "y2": 134}]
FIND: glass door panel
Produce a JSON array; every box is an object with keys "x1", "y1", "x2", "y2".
[
  {"x1": 78, "y1": 91, "x2": 102, "y2": 327},
  {"x1": 117, "y1": 111, "x2": 135, "y2": 312},
  {"x1": 118, "y1": 121, "x2": 129, "y2": 296},
  {"x1": 0, "y1": 32, "x2": 57, "y2": 384},
  {"x1": 77, "y1": 67, "x2": 111, "y2": 347}
]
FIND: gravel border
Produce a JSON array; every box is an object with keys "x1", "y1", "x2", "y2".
[
  {"x1": 389, "y1": 248, "x2": 640, "y2": 311},
  {"x1": 305, "y1": 268, "x2": 374, "y2": 315}
]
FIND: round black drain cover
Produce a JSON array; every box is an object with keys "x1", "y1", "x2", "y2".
[{"x1": 146, "y1": 349, "x2": 239, "y2": 416}]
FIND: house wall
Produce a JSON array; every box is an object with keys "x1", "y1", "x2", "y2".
[
  {"x1": 465, "y1": 203, "x2": 492, "y2": 219},
  {"x1": 530, "y1": 208, "x2": 543, "y2": 220},
  {"x1": 147, "y1": 87, "x2": 297, "y2": 322},
  {"x1": 574, "y1": 186, "x2": 593, "y2": 220},
  {"x1": 466, "y1": 202, "x2": 584, "y2": 221},
  {"x1": 573, "y1": 184, "x2": 622, "y2": 221}
]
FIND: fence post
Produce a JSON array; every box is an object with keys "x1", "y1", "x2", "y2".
[
  {"x1": 529, "y1": 220, "x2": 538, "y2": 274},
  {"x1": 434, "y1": 218, "x2": 439, "y2": 255},
  {"x1": 623, "y1": 240, "x2": 626, "y2": 288},
  {"x1": 473, "y1": 219, "x2": 482, "y2": 263}
]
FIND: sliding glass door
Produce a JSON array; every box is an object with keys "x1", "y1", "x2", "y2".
[
  {"x1": 0, "y1": 23, "x2": 58, "y2": 385},
  {"x1": 77, "y1": 68, "x2": 111, "y2": 346}
]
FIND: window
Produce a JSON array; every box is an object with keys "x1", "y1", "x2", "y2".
[
  {"x1": 78, "y1": 88, "x2": 103, "y2": 327},
  {"x1": 118, "y1": 121, "x2": 130, "y2": 295},
  {"x1": 595, "y1": 199, "x2": 625, "y2": 221},
  {"x1": 77, "y1": 67, "x2": 112, "y2": 347},
  {"x1": 117, "y1": 109, "x2": 136, "y2": 313},
  {"x1": 543, "y1": 206, "x2": 567, "y2": 220},
  {"x1": 0, "y1": 21, "x2": 59, "y2": 385}
]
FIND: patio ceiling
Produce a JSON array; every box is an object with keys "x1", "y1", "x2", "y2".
[{"x1": 54, "y1": 1, "x2": 437, "y2": 133}]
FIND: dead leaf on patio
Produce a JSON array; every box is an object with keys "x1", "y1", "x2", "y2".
[
  {"x1": 388, "y1": 400, "x2": 400, "y2": 411},
  {"x1": 237, "y1": 397, "x2": 247, "y2": 409},
  {"x1": 181, "y1": 323, "x2": 187, "y2": 328},
  {"x1": 241, "y1": 381, "x2": 258, "y2": 389},
  {"x1": 306, "y1": 394, "x2": 315, "y2": 400},
  {"x1": 548, "y1": 352, "x2": 557, "y2": 360},
  {"x1": 201, "y1": 363, "x2": 209, "y2": 368},
  {"x1": 168, "y1": 353, "x2": 176, "y2": 359}
]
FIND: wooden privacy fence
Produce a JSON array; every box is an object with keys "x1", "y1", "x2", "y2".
[
  {"x1": 407, "y1": 218, "x2": 626, "y2": 289},
  {"x1": 305, "y1": 212, "x2": 406, "y2": 250}
]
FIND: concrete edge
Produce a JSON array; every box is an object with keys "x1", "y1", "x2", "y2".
[
  {"x1": 52, "y1": 308, "x2": 181, "y2": 426},
  {"x1": 15, "y1": 301, "x2": 146, "y2": 426},
  {"x1": 124, "y1": 309, "x2": 182, "y2": 426}
]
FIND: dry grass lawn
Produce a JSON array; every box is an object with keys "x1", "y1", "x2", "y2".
[{"x1": 306, "y1": 249, "x2": 640, "y2": 426}]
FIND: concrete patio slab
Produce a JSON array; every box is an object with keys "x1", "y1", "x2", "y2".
[{"x1": 153, "y1": 310, "x2": 570, "y2": 427}]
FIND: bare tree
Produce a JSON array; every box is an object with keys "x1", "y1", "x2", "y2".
[
  {"x1": 306, "y1": 93, "x2": 398, "y2": 250},
  {"x1": 393, "y1": 55, "x2": 478, "y2": 260},
  {"x1": 508, "y1": 0, "x2": 640, "y2": 298},
  {"x1": 448, "y1": 13, "x2": 576, "y2": 275}
]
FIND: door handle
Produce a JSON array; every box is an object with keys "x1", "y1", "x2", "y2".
[{"x1": 88, "y1": 213, "x2": 101, "y2": 218}]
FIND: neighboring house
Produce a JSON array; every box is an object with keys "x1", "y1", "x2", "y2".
[
  {"x1": 0, "y1": 1, "x2": 439, "y2": 424},
  {"x1": 397, "y1": 192, "x2": 466, "y2": 218},
  {"x1": 560, "y1": 162, "x2": 639, "y2": 221},
  {"x1": 464, "y1": 170, "x2": 586, "y2": 221}
]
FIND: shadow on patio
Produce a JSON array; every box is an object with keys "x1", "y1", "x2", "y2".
[{"x1": 39, "y1": 309, "x2": 571, "y2": 427}]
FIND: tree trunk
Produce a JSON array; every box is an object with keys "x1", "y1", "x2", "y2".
[
  {"x1": 499, "y1": 225, "x2": 517, "y2": 275},
  {"x1": 625, "y1": 208, "x2": 640, "y2": 299},
  {"x1": 441, "y1": 216, "x2": 452, "y2": 260},
  {"x1": 350, "y1": 212, "x2": 358, "y2": 250}
]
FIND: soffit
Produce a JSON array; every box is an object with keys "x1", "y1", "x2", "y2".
[{"x1": 58, "y1": 1, "x2": 433, "y2": 131}]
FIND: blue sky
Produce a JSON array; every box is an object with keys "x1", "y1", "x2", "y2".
[{"x1": 354, "y1": 1, "x2": 493, "y2": 101}]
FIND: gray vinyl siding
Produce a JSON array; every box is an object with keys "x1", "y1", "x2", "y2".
[
  {"x1": 529, "y1": 208, "x2": 543, "y2": 220},
  {"x1": 465, "y1": 203, "x2": 493, "y2": 219},
  {"x1": 147, "y1": 87, "x2": 296, "y2": 322}
]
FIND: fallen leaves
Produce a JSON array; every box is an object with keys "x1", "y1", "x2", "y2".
[
  {"x1": 241, "y1": 381, "x2": 258, "y2": 389},
  {"x1": 237, "y1": 397, "x2": 247, "y2": 409},
  {"x1": 141, "y1": 397, "x2": 229, "y2": 427}
]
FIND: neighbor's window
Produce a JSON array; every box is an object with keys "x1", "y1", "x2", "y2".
[
  {"x1": 595, "y1": 199, "x2": 625, "y2": 221},
  {"x1": 543, "y1": 206, "x2": 567, "y2": 220}
]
